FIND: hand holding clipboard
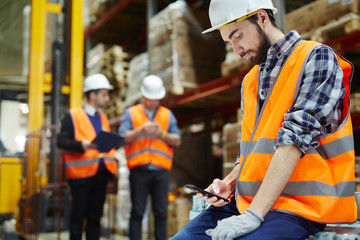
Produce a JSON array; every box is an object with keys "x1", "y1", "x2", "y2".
[{"x1": 92, "y1": 130, "x2": 124, "y2": 153}]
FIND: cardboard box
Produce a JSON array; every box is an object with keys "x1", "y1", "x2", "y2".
[
  {"x1": 223, "y1": 162, "x2": 235, "y2": 178},
  {"x1": 285, "y1": 2, "x2": 318, "y2": 34},
  {"x1": 285, "y1": 0, "x2": 360, "y2": 34},
  {"x1": 148, "y1": 1, "x2": 225, "y2": 95},
  {"x1": 222, "y1": 122, "x2": 242, "y2": 145},
  {"x1": 237, "y1": 108, "x2": 242, "y2": 123},
  {"x1": 222, "y1": 122, "x2": 240, "y2": 177},
  {"x1": 317, "y1": 0, "x2": 359, "y2": 27},
  {"x1": 223, "y1": 144, "x2": 240, "y2": 163},
  {"x1": 354, "y1": 93, "x2": 360, "y2": 112},
  {"x1": 167, "y1": 199, "x2": 193, "y2": 237},
  {"x1": 222, "y1": 122, "x2": 241, "y2": 164},
  {"x1": 356, "y1": 178, "x2": 360, "y2": 192}
]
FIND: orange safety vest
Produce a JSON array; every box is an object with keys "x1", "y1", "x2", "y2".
[
  {"x1": 64, "y1": 108, "x2": 118, "y2": 179},
  {"x1": 124, "y1": 104, "x2": 174, "y2": 171},
  {"x1": 237, "y1": 41, "x2": 356, "y2": 223}
]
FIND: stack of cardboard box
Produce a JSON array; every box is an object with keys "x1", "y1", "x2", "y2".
[
  {"x1": 221, "y1": 43, "x2": 253, "y2": 77},
  {"x1": 148, "y1": 1, "x2": 225, "y2": 95},
  {"x1": 86, "y1": 43, "x2": 133, "y2": 118},
  {"x1": 167, "y1": 199, "x2": 193, "y2": 238},
  {"x1": 222, "y1": 122, "x2": 241, "y2": 177},
  {"x1": 285, "y1": 0, "x2": 360, "y2": 37},
  {"x1": 124, "y1": 52, "x2": 149, "y2": 107}
]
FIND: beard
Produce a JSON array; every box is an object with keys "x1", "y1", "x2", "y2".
[{"x1": 248, "y1": 23, "x2": 272, "y2": 65}]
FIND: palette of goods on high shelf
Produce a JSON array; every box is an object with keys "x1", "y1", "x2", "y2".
[
  {"x1": 84, "y1": 0, "x2": 117, "y2": 26},
  {"x1": 148, "y1": 1, "x2": 225, "y2": 95},
  {"x1": 86, "y1": 43, "x2": 134, "y2": 118},
  {"x1": 285, "y1": 0, "x2": 360, "y2": 42}
]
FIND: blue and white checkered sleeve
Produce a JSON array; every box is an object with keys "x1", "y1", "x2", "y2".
[{"x1": 275, "y1": 45, "x2": 345, "y2": 153}]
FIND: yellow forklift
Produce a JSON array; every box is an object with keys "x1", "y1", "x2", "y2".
[
  {"x1": 0, "y1": 0, "x2": 86, "y2": 238},
  {"x1": 0, "y1": 151, "x2": 22, "y2": 222},
  {"x1": 0, "y1": 141, "x2": 23, "y2": 239}
]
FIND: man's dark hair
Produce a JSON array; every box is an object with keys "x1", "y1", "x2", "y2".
[
  {"x1": 85, "y1": 89, "x2": 99, "y2": 99},
  {"x1": 247, "y1": 9, "x2": 277, "y2": 28}
]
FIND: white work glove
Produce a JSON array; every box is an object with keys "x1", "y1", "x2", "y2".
[{"x1": 205, "y1": 208, "x2": 264, "y2": 240}]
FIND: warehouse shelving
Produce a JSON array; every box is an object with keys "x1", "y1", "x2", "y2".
[
  {"x1": 85, "y1": 0, "x2": 134, "y2": 39},
  {"x1": 160, "y1": 70, "x2": 245, "y2": 126},
  {"x1": 161, "y1": 30, "x2": 360, "y2": 126},
  {"x1": 85, "y1": 2, "x2": 360, "y2": 129},
  {"x1": 162, "y1": 71, "x2": 245, "y2": 108},
  {"x1": 325, "y1": 30, "x2": 360, "y2": 54},
  {"x1": 83, "y1": 4, "x2": 360, "y2": 236},
  {"x1": 165, "y1": 30, "x2": 360, "y2": 105}
]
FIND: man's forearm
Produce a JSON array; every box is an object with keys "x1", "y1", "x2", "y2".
[
  {"x1": 223, "y1": 164, "x2": 241, "y2": 191},
  {"x1": 162, "y1": 132, "x2": 181, "y2": 147},
  {"x1": 124, "y1": 127, "x2": 143, "y2": 143},
  {"x1": 249, "y1": 144, "x2": 302, "y2": 217},
  {"x1": 125, "y1": 127, "x2": 181, "y2": 147}
]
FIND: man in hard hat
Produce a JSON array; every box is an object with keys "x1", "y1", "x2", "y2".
[
  {"x1": 119, "y1": 74, "x2": 181, "y2": 240},
  {"x1": 57, "y1": 73, "x2": 119, "y2": 240},
  {"x1": 172, "y1": 0, "x2": 355, "y2": 239}
]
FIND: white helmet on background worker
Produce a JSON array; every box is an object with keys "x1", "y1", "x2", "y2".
[
  {"x1": 83, "y1": 73, "x2": 114, "y2": 92},
  {"x1": 202, "y1": 0, "x2": 278, "y2": 34},
  {"x1": 140, "y1": 75, "x2": 166, "y2": 100}
]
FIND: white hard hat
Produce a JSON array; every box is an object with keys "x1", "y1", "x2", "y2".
[
  {"x1": 140, "y1": 75, "x2": 166, "y2": 100},
  {"x1": 202, "y1": 0, "x2": 278, "y2": 34},
  {"x1": 83, "y1": 73, "x2": 113, "y2": 92}
]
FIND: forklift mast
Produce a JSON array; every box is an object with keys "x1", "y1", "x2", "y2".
[{"x1": 15, "y1": 0, "x2": 85, "y2": 236}]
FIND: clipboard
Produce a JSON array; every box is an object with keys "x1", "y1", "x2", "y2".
[{"x1": 92, "y1": 130, "x2": 123, "y2": 153}]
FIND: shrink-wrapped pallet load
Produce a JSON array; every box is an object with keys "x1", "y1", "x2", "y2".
[
  {"x1": 124, "y1": 52, "x2": 149, "y2": 107},
  {"x1": 86, "y1": 43, "x2": 132, "y2": 118},
  {"x1": 148, "y1": 0, "x2": 225, "y2": 95},
  {"x1": 285, "y1": 0, "x2": 360, "y2": 37}
]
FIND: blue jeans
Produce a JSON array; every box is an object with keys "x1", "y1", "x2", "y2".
[{"x1": 171, "y1": 198, "x2": 325, "y2": 240}]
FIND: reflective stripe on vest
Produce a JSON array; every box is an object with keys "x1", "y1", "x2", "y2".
[
  {"x1": 64, "y1": 108, "x2": 117, "y2": 179},
  {"x1": 124, "y1": 104, "x2": 174, "y2": 171},
  {"x1": 237, "y1": 41, "x2": 356, "y2": 223}
]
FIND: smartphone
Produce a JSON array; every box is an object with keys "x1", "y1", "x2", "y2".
[{"x1": 184, "y1": 184, "x2": 230, "y2": 202}]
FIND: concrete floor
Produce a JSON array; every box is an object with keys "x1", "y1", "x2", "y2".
[
  {"x1": 37, "y1": 232, "x2": 129, "y2": 240},
  {"x1": 36, "y1": 231, "x2": 171, "y2": 240}
]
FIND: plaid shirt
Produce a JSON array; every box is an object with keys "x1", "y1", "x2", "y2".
[{"x1": 241, "y1": 30, "x2": 345, "y2": 153}]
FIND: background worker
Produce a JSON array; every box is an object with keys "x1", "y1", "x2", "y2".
[
  {"x1": 119, "y1": 75, "x2": 181, "y2": 240},
  {"x1": 57, "y1": 74, "x2": 119, "y2": 240},
  {"x1": 172, "y1": 0, "x2": 356, "y2": 239}
]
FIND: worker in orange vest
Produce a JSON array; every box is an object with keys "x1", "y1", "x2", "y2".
[
  {"x1": 171, "y1": 0, "x2": 356, "y2": 239},
  {"x1": 57, "y1": 73, "x2": 118, "y2": 240},
  {"x1": 119, "y1": 75, "x2": 181, "y2": 240}
]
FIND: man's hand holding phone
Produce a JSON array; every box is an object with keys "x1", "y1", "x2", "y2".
[
  {"x1": 184, "y1": 179, "x2": 233, "y2": 207},
  {"x1": 206, "y1": 179, "x2": 233, "y2": 207}
]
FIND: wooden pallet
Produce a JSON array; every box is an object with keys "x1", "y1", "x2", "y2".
[{"x1": 310, "y1": 13, "x2": 360, "y2": 42}]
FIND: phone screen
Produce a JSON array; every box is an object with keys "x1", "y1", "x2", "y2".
[{"x1": 184, "y1": 184, "x2": 230, "y2": 202}]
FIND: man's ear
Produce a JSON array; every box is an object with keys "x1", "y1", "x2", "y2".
[
  {"x1": 88, "y1": 90, "x2": 96, "y2": 100},
  {"x1": 257, "y1": 10, "x2": 269, "y2": 28}
]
